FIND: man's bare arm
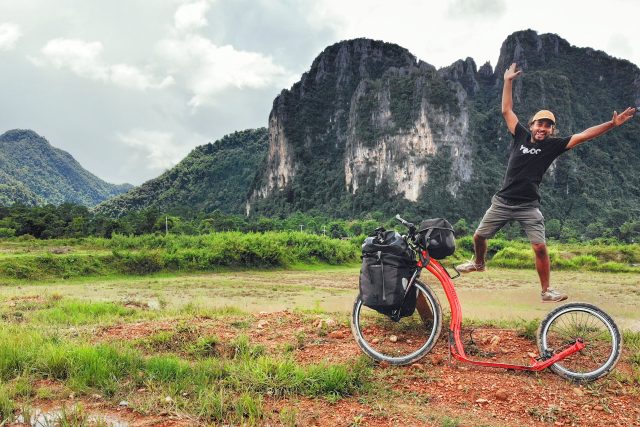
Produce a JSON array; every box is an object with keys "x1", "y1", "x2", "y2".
[
  {"x1": 566, "y1": 107, "x2": 636, "y2": 149},
  {"x1": 502, "y1": 63, "x2": 522, "y2": 135}
]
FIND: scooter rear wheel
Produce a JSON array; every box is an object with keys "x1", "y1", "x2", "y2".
[{"x1": 351, "y1": 280, "x2": 443, "y2": 365}]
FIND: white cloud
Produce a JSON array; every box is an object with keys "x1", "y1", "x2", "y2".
[
  {"x1": 33, "y1": 38, "x2": 174, "y2": 91},
  {"x1": 158, "y1": 34, "x2": 288, "y2": 107},
  {"x1": 606, "y1": 33, "x2": 634, "y2": 61},
  {"x1": 117, "y1": 129, "x2": 188, "y2": 170},
  {"x1": 110, "y1": 64, "x2": 175, "y2": 90},
  {"x1": 154, "y1": 0, "x2": 292, "y2": 108},
  {"x1": 39, "y1": 38, "x2": 108, "y2": 80},
  {"x1": 174, "y1": 0, "x2": 211, "y2": 32},
  {"x1": 0, "y1": 22, "x2": 22, "y2": 51},
  {"x1": 446, "y1": 0, "x2": 506, "y2": 19}
]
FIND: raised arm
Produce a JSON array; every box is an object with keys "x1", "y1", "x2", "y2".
[
  {"x1": 566, "y1": 107, "x2": 637, "y2": 149},
  {"x1": 502, "y1": 63, "x2": 522, "y2": 135}
]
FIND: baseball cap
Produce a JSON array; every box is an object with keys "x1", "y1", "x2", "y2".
[{"x1": 529, "y1": 110, "x2": 556, "y2": 125}]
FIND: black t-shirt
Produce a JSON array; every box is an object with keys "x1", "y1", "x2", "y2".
[{"x1": 496, "y1": 122, "x2": 570, "y2": 204}]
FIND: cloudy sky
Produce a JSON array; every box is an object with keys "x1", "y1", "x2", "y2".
[{"x1": 1, "y1": 0, "x2": 638, "y2": 185}]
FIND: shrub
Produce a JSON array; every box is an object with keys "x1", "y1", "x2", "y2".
[
  {"x1": 0, "y1": 253, "x2": 110, "y2": 280},
  {"x1": 490, "y1": 247, "x2": 532, "y2": 269},
  {"x1": 568, "y1": 255, "x2": 599, "y2": 268},
  {"x1": 457, "y1": 236, "x2": 474, "y2": 252},
  {"x1": 0, "y1": 260, "x2": 39, "y2": 280},
  {"x1": 2, "y1": 232, "x2": 636, "y2": 279},
  {"x1": 0, "y1": 228, "x2": 16, "y2": 238},
  {"x1": 112, "y1": 250, "x2": 164, "y2": 274}
]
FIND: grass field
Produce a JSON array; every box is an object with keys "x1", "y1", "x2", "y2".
[
  {"x1": 1, "y1": 234, "x2": 638, "y2": 282},
  {"x1": 1, "y1": 264, "x2": 639, "y2": 426},
  {"x1": 2, "y1": 265, "x2": 637, "y2": 329}
]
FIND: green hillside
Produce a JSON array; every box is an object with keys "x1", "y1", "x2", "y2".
[
  {"x1": 0, "y1": 129, "x2": 132, "y2": 206},
  {"x1": 95, "y1": 128, "x2": 268, "y2": 217}
]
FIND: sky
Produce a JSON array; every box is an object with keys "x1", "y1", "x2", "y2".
[{"x1": 1, "y1": 0, "x2": 639, "y2": 185}]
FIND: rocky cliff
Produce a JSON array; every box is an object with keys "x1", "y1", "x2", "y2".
[
  {"x1": 248, "y1": 30, "x2": 640, "y2": 225},
  {"x1": 249, "y1": 39, "x2": 477, "y2": 215}
]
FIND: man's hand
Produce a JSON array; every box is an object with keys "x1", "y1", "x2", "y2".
[
  {"x1": 612, "y1": 107, "x2": 636, "y2": 127},
  {"x1": 567, "y1": 106, "x2": 637, "y2": 149},
  {"x1": 502, "y1": 63, "x2": 521, "y2": 134},
  {"x1": 504, "y1": 63, "x2": 522, "y2": 82}
]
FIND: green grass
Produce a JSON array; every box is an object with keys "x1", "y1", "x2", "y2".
[
  {"x1": 32, "y1": 300, "x2": 138, "y2": 325},
  {"x1": 624, "y1": 331, "x2": 640, "y2": 377},
  {"x1": 516, "y1": 318, "x2": 540, "y2": 341},
  {"x1": 486, "y1": 246, "x2": 640, "y2": 272},
  {"x1": 0, "y1": 231, "x2": 360, "y2": 280},
  {"x1": 0, "y1": 384, "x2": 14, "y2": 423},
  {"x1": 188, "y1": 336, "x2": 221, "y2": 357},
  {"x1": 1, "y1": 235, "x2": 638, "y2": 282},
  {"x1": 0, "y1": 296, "x2": 148, "y2": 328},
  {"x1": 0, "y1": 325, "x2": 370, "y2": 424},
  {"x1": 441, "y1": 416, "x2": 462, "y2": 427},
  {"x1": 278, "y1": 406, "x2": 299, "y2": 426},
  {"x1": 454, "y1": 236, "x2": 640, "y2": 273},
  {"x1": 177, "y1": 304, "x2": 246, "y2": 318}
]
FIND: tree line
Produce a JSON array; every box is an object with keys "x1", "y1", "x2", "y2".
[{"x1": 0, "y1": 203, "x2": 638, "y2": 244}]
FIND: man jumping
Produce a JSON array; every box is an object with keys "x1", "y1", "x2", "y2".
[{"x1": 457, "y1": 63, "x2": 636, "y2": 303}]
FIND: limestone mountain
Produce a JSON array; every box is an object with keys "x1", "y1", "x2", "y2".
[
  {"x1": 94, "y1": 128, "x2": 268, "y2": 217},
  {"x1": 248, "y1": 30, "x2": 640, "y2": 227},
  {"x1": 249, "y1": 38, "x2": 475, "y2": 218},
  {"x1": 0, "y1": 129, "x2": 132, "y2": 206}
]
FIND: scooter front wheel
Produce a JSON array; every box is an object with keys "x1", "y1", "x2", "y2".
[{"x1": 537, "y1": 303, "x2": 622, "y2": 382}]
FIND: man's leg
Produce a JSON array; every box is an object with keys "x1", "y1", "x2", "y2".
[
  {"x1": 473, "y1": 233, "x2": 488, "y2": 266},
  {"x1": 519, "y1": 207, "x2": 567, "y2": 302},
  {"x1": 457, "y1": 196, "x2": 509, "y2": 273},
  {"x1": 416, "y1": 291, "x2": 433, "y2": 324},
  {"x1": 457, "y1": 232, "x2": 488, "y2": 273},
  {"x1": 531, "y1": 242, "x2": 550, "y2": 292}
]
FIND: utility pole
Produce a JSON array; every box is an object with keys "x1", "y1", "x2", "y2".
[
  {"x1": 165, "y1": 216, "x2": 168, "y2": 236},
  {"x1": 322, "y1": 226, "x2": 326, "y2": 236},
  {"x1": 299, "y1": 224, "x2": 304, "y2": 232}
]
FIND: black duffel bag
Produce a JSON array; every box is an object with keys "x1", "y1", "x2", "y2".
[
  {"x1": 418, "y1": 218, "x2": 456, "y2": 259},
  {"x1": 361, "y1": 230, "x2": 414, "y2": 260}
]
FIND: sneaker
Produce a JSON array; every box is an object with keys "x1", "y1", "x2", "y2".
[
  {"x1": 456, "y1": 260, "x2": 486, "y2": 273},
  {"x1": 541, "y1": 289, "x2": 568, "y2": 303}
]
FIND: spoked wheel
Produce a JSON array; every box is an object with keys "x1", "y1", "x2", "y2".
[
  {"x1": 537, "y1": 303, "x2": 622, "y2": 382},
  {"x1": 351, "y1": 280, "x2": 442, "y2": 365}
]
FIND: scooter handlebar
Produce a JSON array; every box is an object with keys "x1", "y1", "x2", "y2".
[{"x1": 395, "y1": 214, "x2": 417, "y2": 235}]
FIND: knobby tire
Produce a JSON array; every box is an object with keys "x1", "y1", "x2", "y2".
[
  {"x1": 537, "y1": 302, "x2": 622, "y2": 382},
  {"x1": 351, "y1": 280, "x2": 443, "y2": 365}
]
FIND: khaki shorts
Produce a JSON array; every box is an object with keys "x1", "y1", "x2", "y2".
[{"x1": 475, "y1": 195, "x2": 546, "y2": 244}]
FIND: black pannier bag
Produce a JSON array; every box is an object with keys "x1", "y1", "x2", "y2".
[
  {"x1": 418, "y1": 218, "x2": 456, "y2": 259},
  {"x1": 361, "y1": 230, "x2": 414, "y2": 259},
  {"x1": 358, "y1": 231, "x2": 417, "y2": 318}
]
